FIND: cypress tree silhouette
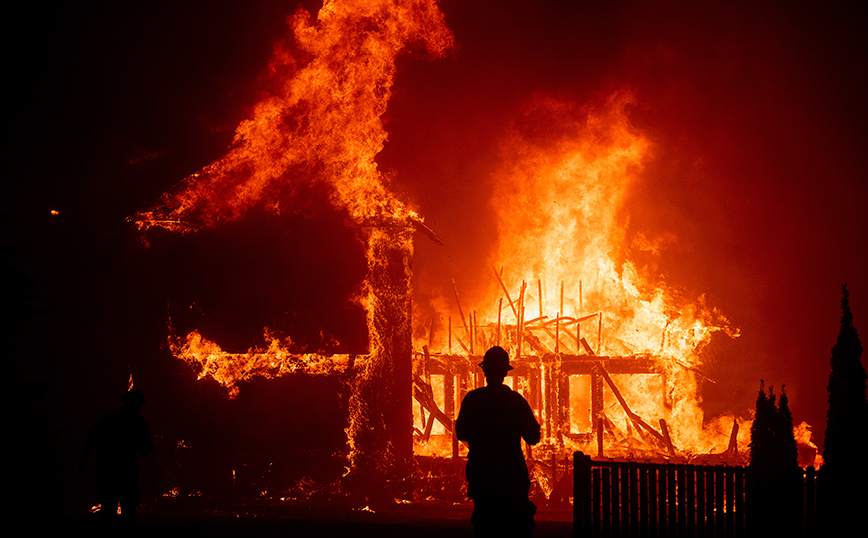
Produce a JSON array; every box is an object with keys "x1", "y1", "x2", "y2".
[
  {"x1": 775, "y1": 386, "x2": 799, "y2": 471},
  {"x1": 774, "y1": 385, "x2": 801, "y2": 534},
  {"x1": 748, "y1": 382, "x2": 802, "y2": 536},
  {"x1": 823, "y1": 283, "x2": 867, "y2": 468},
  {"x1": 748, "y1": 380, "x2": 774, "y2": 535},
  {"x1": 748, "y1": 380, "x2": 773, "y2": 473},
  {"x1": 821, "y1": 283, "x2": 867, "y2": 534}
]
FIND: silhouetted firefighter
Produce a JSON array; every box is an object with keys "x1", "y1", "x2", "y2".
[
  {"x1": 456, "y1": 346, "x2": 541, "y2": 538},
  {"x1": 747, "y1": 381, "x2": 800, "y2": 536},
  {"x1": 79, "y1": 388, "x2": 153, "y2": 525},
  {"x1": 821, "y1": 283, "x2": 867, "y2": 534}
]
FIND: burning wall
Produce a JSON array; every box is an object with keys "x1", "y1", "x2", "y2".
[{"x1": 133, "y1": 0, "x2": 452, "y2": 497}]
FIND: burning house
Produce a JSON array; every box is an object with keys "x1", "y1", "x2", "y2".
[
  {"x1": 131, "y1": 0, "x2": 452, "y2": 498},
  {"x1": 6, "y1": 0, "x2": 867, "y2": 529},
  {"x1": 130, "y1": 0, "x2": 754, "y2": 503},
  {"x1": 408, "y1": 92, "x2": 748, "y2": 477}
]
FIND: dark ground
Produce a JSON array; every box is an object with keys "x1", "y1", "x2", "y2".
[{"x1": 51, "y1": 505, "x2": 573, "y2": 537}]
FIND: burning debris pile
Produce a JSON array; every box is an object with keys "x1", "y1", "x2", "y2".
[{"x1": 411, "y1": 94, "x2": 745, "y2": 469}]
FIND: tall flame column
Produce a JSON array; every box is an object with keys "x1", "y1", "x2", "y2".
[{"x1": 346, "y1": 224, "x2": 413, "y2": 499}]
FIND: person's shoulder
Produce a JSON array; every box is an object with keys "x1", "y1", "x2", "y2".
[
  {"x1": 102, "y1": 407, "x2": 124, "y2": 421},
  {"x1": 463, "y1": 387, "x2": 485, "y2": 400},
  {"x1": 506, "y1": 387, "x2": 531, "y2": 405},
  {"x1": 460, "y1": 386, "x2": 495, "y2": 407}
]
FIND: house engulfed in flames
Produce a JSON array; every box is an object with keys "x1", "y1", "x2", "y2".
[{"x1": 131, "y1": 0, "x2": 763, "y2": 501}]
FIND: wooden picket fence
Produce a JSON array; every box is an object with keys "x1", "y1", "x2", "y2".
[{"x1": 572, "y1": 452, "x2": 822, "y2": 538}]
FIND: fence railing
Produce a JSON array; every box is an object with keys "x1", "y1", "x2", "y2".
[{"x1": 573, "y1": 452, "x2": 820, "y2": 538}]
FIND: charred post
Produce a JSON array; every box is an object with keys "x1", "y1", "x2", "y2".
[{"x1": 347, "y1": 225, "x2": 414, "y2": 499}]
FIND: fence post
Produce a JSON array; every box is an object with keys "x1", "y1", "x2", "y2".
[
  {"x1": 714, "y1": 466, "x2": 724, "y2": 537},
  {"x1": 734, "y1": 466, "x2": 745, "y2": 538},
  {"x1": 630, "y1": 464, "x2": 639, "y2": 537},
  {"x1": 678, "y1": 465, "x2": 688, "y2": 538},
  {"x1": 574, "y1": 451, "x2": 592, "y2": 538},
  {"x1": 804, "y1": 466, "x2": 816, "y2": 538},
  {"x1": 686, "y1": 466, "x2": 696, "y2": 538}
]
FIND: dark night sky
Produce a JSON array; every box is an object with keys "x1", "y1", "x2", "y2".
[{"x1": 3, "y1": 0, "x2": 867, "y2": 511}]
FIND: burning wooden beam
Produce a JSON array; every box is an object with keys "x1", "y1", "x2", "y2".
[
  {"x1": 538, "y1": 279, "x2": 543, "y2": 320},
  {"x1": 410, "y1": 217, "x2": 445, "y2": 246},
  {"x1": 593, "y1": 361, "x2": 672, "y2": 453},
  {"x1": 493, "y1": 267, "x2": 519, "y2": 321},
  {"x1": 580, "y1": 337, "x2": 595, "y2": 356},
  {"x1": 659, "y1": 418, "x2": 676, "y2": 456},
  {"x1": 543, "y1": 326, "x2": 571, "y2": 356},
  {"x1": 413, "y1": 376, "x2": 454, "y2": 434},
  {"x1": 726, "y1": 418, "x2": 739, "y2": 458},
  {"x1": 451, "y1": 278, "x2": 471, "y2": 349},
  {"x1": 346, "y1": 226, "x2": 414, "y2": 497},
  {"x1": 516, "y1": 281, "x2": 527, "y2": 359},
  {"x1": 497, "y1": 298, "x2": 502, "y2": 345},
  {"x1": 453, "y1": 333, "x2": 471, "y2": 355}
]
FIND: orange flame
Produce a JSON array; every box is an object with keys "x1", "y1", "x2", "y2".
[
  {"x1": 416, "y1": 93, "x2": 748, "y2": 461},
  {"x1": 132, "y1": 0, "x2": 452, "y2": 235},
  {"x1": 128, "y1": 0, "x2": 816, "y2": 471},
  {"x1": 135, "y1": 0, "x2": 453, "y2": 396},
  {"x1": 487, "y1": 92, "x2": 737, "y2": 359},
  {"x1": 794, "y1": 421, "x2": 822, "y2": 468},
  {"x1": 170, "y1": 329, "x2": 351, "y2": 398},
  {"x1": 132, "y1": 1, "x2": 453, "y2": 486}
]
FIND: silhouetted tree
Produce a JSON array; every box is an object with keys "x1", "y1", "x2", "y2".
[
  {"x1": 821, "y1": 283, "x2": 867, "y2": 534},
  {"x1": 823, "y1": 283, "x2": 867, "y2": 468},
  {"x1": 775, "y1": 386, "x2": 799, "y2": 471},
  {"x1": 748, "y1": 382, "x2": 801, "y2": 536},
  {"x1": 748, "y1": 380, "x2": 773, "y2": 472}
]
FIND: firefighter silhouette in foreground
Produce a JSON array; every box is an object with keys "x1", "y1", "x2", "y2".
[
  {"x1": 456, "y1": 346, "x2": 541, "y2": 537},
  {"x1": 79, "y1": 387, "x2": 153, "y2": 524}
]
